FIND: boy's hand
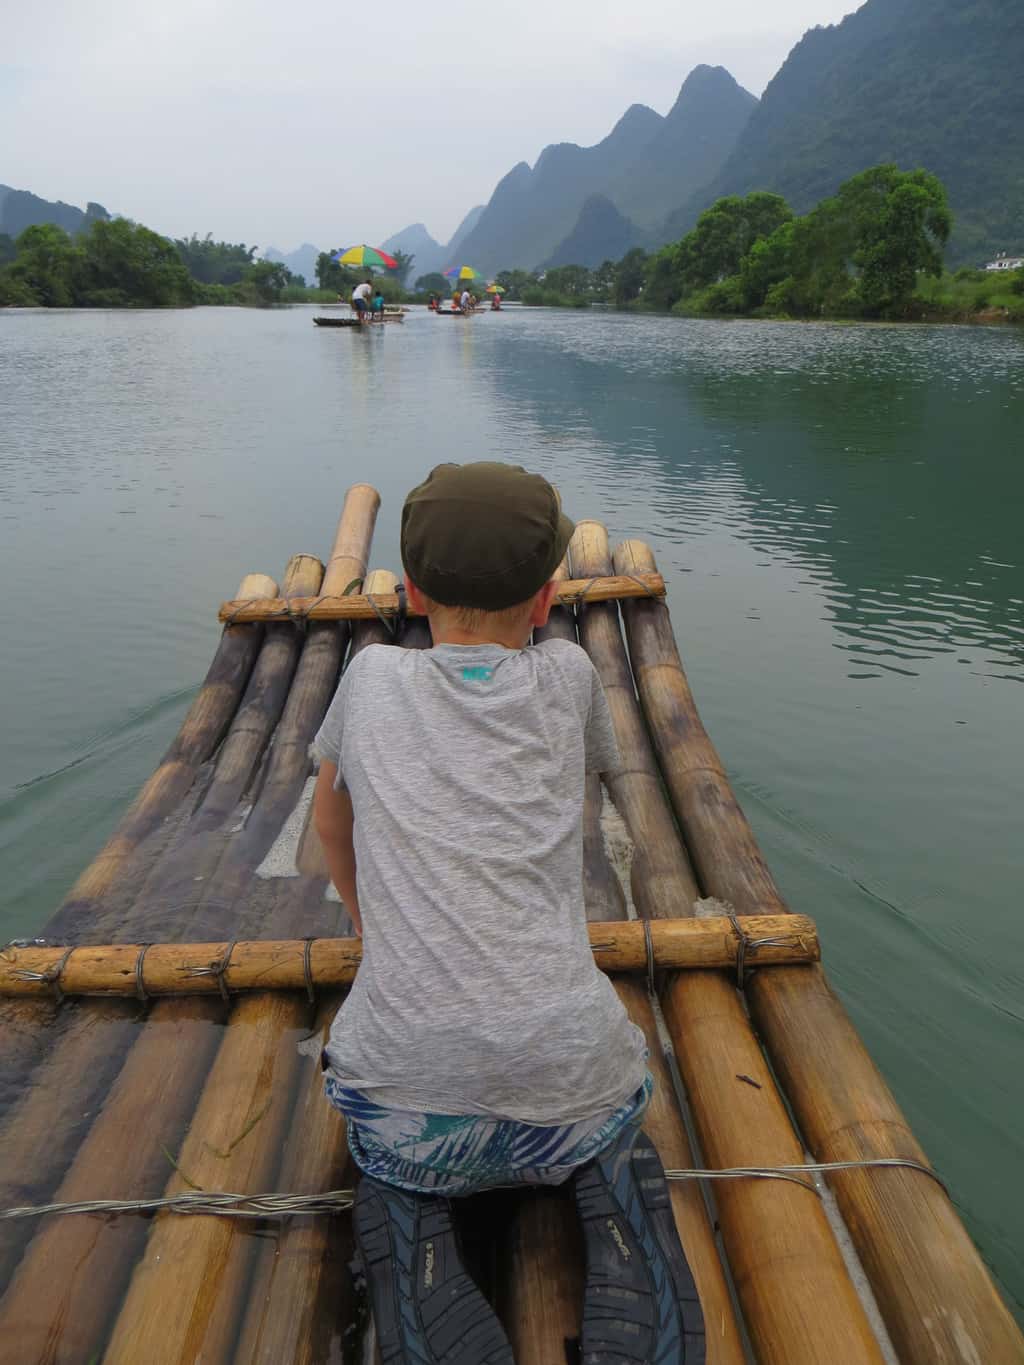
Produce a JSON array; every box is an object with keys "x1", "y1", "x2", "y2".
[{"x1": 314, "y1": 763, "x2": 362, "y2": 936}]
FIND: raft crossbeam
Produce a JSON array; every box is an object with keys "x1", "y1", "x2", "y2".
[
  {"x1": 0, "y1": 915, "x2": 817, "y2": 999},
  {"x1": 217, "y1": 571, "x2": 666, "y2": 623}
]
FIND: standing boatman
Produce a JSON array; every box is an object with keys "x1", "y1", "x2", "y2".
[{"x1": 351, "y1": 277, "x2": 372, "y2": 323}]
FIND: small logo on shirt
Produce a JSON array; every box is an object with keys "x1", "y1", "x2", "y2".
[{"x1": 461, "y1": 666, "x2": 494, "y2": 682}]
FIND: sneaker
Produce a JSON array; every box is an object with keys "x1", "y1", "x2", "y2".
[
  {"x1": 353, "y1": 1174, "x2": 514, "y2": 1365},
  {"x1": 572, "y1": 1127, "x2": 706, "y2": 1364}
]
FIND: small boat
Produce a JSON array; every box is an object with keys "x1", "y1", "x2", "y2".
[{"x1": 0, "y1": 481, "x2": 1018, "y2": 1365}]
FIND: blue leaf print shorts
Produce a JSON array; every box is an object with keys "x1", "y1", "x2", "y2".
[{"x1": 324, "y1": 1071, "x2": 653, "y2": 1196}]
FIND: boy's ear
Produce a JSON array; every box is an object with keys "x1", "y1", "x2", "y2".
[
  {"x1": 405, "y1": 575, "x2": 429, "y2": 616},
  {"x1": 530, "y1": 579, "x2": 559, "y2": 628}
]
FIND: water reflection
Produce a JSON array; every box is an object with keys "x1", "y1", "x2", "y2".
[{"x1": 476, "y1": 314, "x2": 1024, "y2": 682}]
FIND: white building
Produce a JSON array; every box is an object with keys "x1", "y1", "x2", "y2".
[{"x1": 984, "y1": 253, "x2": 1024, "y2": 271}]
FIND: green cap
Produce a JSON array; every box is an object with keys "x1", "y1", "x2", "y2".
[{"x1": 401, "y1": 462, "x2": 575, "y2": 611}]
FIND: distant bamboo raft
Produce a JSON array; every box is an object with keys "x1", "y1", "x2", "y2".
[
  {"x1": 0, "y1": 915, "x2": 818, "y2": 999},
  {"x1": 216, "y1": 571, "x2": 666, "y2": 623}
]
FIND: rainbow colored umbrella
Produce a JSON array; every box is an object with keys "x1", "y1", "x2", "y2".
[
  {"x1": 444, "y1": 265, "x2": 482, "y2": 282},
  {"x1": 332, "y1": 244, "x2": 399, "y2": 270}
]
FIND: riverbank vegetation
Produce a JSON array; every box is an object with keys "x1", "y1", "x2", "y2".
[
  {"x1": 502, "y1": 165, "x2": 1024, "y2": 324},
  {"x1": 0, "y1": 221, "x2": 359, "y2": 308}
]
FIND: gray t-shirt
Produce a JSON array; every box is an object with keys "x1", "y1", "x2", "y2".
[{"x1": 311, "y1": 638, "x2": 647, "y2": 1124}]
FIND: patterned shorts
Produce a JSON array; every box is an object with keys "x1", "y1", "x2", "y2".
[{"x1": 324, "y1": 1072, "x2": 653, "y2": 1196}]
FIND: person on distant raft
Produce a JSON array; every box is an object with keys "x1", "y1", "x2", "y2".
[
  {"x1": 351, "y1": 277, "x2": 372, "y2": 323},
  {"x1": 313, "y1": 463, "x2": 705, "y2": 1365},
  {"x1": 371, "y1": 286, "x2": 385, "y2": 323}
]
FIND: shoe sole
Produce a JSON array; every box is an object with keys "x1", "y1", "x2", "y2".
[
  {"x1": 353, "y1": 1177, "x2": 514, "y2": 1365},
  {"x1": 573, "y1": 1128, "x2": 706, "y2": 1364}
]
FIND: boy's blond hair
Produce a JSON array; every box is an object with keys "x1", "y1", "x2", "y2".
[{"x1": 415, "y1": 589, "x2": 539, "y2": 637}]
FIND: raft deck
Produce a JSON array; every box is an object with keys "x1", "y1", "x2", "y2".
[{"x1": 0, "y1": 484, "x2": 1020, "y2": 1365}]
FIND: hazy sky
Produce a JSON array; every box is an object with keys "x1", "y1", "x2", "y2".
[{"x1": 4, "y1": 0, "x2": 859, "y2": 252}]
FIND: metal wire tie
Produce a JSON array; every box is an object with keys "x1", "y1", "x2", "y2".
[
  {"x1": 184, "y1": 939, "x2": 237, "y2": 1003},
  {"x1": 643, "y1": 919, "x2": 657, "y2": 996},
  {"x1": 14, "y1": 946, "x2": 75, "y2": 1004},
  {"x1": 302, "y1": 937, "x2": 316, "y2": 1005},
  {"x1": 135, "y1": 943, "x2": 152, "y2": 1003},
  {"x1": 365, "y1": 592, "x2": 397, "y2": 637},
  {"x1": 724, "y1": 909, "x2": 805, "y2": 989}
]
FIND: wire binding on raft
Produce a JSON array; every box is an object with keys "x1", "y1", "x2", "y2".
[
  {"x1": 12, "y1": 945, "x2": 76, "y2": 1004},
  {"x1": 183, "y1": 939, "x2": 237, "y2": 1003},
  {"x1": 0, "y1": 1157, "x2": 946, "y2": 1222},
  {"x1": 722, "y1": 906, "x2": 795, "y2": 989}
]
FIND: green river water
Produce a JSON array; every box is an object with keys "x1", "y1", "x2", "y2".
[{"x1": 1, "y1": 305, "x2": 1021, "y2": 1317}]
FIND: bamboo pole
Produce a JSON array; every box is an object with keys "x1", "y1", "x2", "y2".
[
  {"x1": 230, "y1": 996, "x2": 357, "y2": 1365},
  {"x1": 323, "y1": 484, "x2": 379, "y2": 599},
  {"x1": 0, "y1": 492, "x2": 380, "y2": 1364},
  {"x1": 0, "y1": 917, "x2": 818, "y2": 997},
  {"x1": 572, "y1": 522, "x2": 703, "y2": 926},
  {"x1": 578, "y1": 522, "x2": 885, "y2": 1365},
  {"x1": 217, "y1": 570, "x2": 666, "y2": 622},
  {"x1": 613, "y1": 538, "x2": 1024, "y2": 1365},
  {"x1": 232, "y1": 551, "x2": 393, "y2": 1365}
]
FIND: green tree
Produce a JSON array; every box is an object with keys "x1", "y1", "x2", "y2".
[
  {"x1": 848, "y1": 167, "x2": 951, "y2": 315},
  {"x1": 241, "y1": 259, "x2": 290, "y2": 304},
  {"x1": 542, "y1": 265, "x2": 593, "y2": 298},
  {"x1": 0, "y1": 234, "x2": 15, "y2": 266},
  {"x1": 175, "y1": 233, "x2": 256, "y2": 285},
  {"x1": 390, "y1": 250, "x2": 415, "y2": 286},
  {"x1": 495, "y1": 269, "x2": 538, "y2": 301},
  {"x1": 415, "y1": 271, "x2": 448, "y2": 295},
  {"x1": 316, "y1": 250, "x2": 362, "y2": 294},
  {"x1": 81, "y1": 218, "x2": 195, "y2": 305},
  {"x1": 591, "y1": 259, "x2": 616, "y2": 299},
  {"x1": 677, "y1": 193, "x2": 792, "y2": 294},
  {"x1": 612, "y1": 248, "x2": 648, "y2": 306},
  {"x1": 730, "y1": 165, "x2": 951, "y2": 319},
  {"x1": 5, "y1": 224, "x2": 82, "y2": 306}
]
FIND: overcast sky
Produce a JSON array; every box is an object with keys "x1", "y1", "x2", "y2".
[{"x1": 4, "y1": 0, "x2": 858, "y2": 253}]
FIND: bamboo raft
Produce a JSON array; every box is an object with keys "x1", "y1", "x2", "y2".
[
  {"x1": 313, "y1": 314, "x2": 405, "y2": 328},
  {"x1": 0, "y1": 484, "x2": 1020, "y2": 1364}
]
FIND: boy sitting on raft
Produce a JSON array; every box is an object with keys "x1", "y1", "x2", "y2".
[{"x1": 313, "y1": 462, "x2": 704, "y2": 1364}]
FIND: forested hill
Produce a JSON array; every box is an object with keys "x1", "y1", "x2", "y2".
[
  {"x1": 453, "y1": 66, "x2": 757, "y2": 274},
  {"x1": 664, "y1": 0, "x2": 1024, "y2": 263},
  {"x1": 0, "y1": 186, "x2": 110, "y2": 239}
]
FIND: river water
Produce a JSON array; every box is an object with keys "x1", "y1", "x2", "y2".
[{"x1": 1, "y1": 304, "x2": 1022, "y2": 1316}]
